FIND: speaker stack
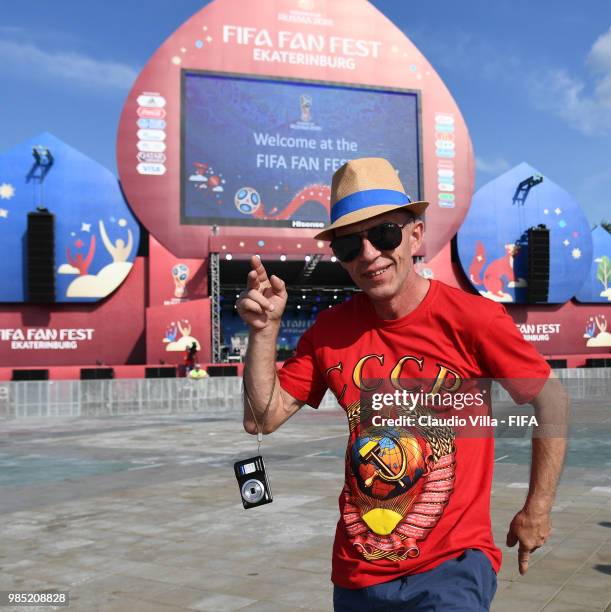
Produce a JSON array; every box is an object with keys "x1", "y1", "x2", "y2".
[
  {"x1": 80, "y1": 368, "x2": 114, "y2": 380},
  {"x1": 145, "y1": 366, "x2": 178, "y2": 379},
  {"x1": 207, "y1": 365, "x2": 238, "y2": 377},
  {"x1": 27, "y1": 210, "x2": 55, "y2": 303},
  {"x1": 12, "y1": 369, "x2": 49, "y2": 381},
  {"x1": 527, "y1": 225, "x2": 550, "y2": 304}
]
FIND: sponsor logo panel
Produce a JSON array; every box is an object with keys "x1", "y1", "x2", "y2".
[
  {"x1": 136, "y1": 92, "x2": 167, "y2": 175},
  {"x1": 435, "y1": 112, "x2": 456, "y2": 208}
]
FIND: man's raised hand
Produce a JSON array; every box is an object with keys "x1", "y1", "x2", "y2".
[{"x1": 236, "y1": 256, "x2": 287, "y2": 330}]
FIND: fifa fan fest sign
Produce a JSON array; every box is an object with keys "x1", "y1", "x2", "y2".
[
  {"x1": 222, "y1": 25, "x2": 382, "y2": 68},
  {"x1": 0, "y1": 328, "x2": 95, "y2": 350},
  {"x1": 117, "y1": 0, "x2": 475, "y2": 260}
]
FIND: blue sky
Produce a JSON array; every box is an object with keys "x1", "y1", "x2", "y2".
[{"x1": 1, "y1": 0, "x2": 610, "y2": 225}]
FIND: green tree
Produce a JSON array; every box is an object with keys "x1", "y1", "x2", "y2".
[{"x1": 597, "y1": 255, "x2": 611, "y2": 292}]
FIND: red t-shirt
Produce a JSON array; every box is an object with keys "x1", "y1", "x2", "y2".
[{"x1": 278, "y1": 280, "x2": 550, "y2": 589}]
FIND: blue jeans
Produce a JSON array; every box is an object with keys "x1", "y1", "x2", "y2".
[{"x1": 333, "y1": 549, "x2": 497, "y2": 611}]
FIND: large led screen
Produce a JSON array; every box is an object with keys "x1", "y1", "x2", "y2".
[{"x1": 181, "y1": 71, "x2": 422, "y2": 228}]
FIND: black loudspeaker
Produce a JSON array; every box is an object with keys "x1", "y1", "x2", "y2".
[
  {"x1": 207, "y1": 365, "x2": 238, "y2": 377},
  {"x1": 145, "y1": 366, "x2": 177, "y2": 379},
  {"x1": 27, "y1": 210, "x2": 55, "y2": 303},
  {"x1": 527, "y1": 226, "x2": 550, "y2": 303},
  {"x1": 12, "y1": 369, "x2": 49, "y2": 381},
  {"x1": 585, "y1": 358, "x2": 606, "y2": 368},
  {"x1": 80, "y1": 368, "x2": 114, "y2": 380},
  {"x1": 546, "y1": 359, "x2": 567, "y2": 369}
]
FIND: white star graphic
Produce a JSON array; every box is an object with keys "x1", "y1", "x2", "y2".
[
  {"x1": 0, "y1": 183, "x2": 15, "y2": 199},
  {"x1": 0, "y1": 208, "x2": 8, "y2": 218},
  {"x1": 543, "y1": 208, "x2": 549, "y2": 215},
  {"x1": 81, "y1": 223, "x2": 91, "y2": 232},
  {"x1": 563, "y1": 239, "x2": 570, "y2": 246},
  {"x1": 554, "y1": 207, "x2": 562, "y2": 215},
  {"x1": 571, "y1": 248, "x2": 581, "y2": 259}
]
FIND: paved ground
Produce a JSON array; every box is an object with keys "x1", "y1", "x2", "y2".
[{"x1": 0, "y1": 405, "x2": 610, "y2": 612}]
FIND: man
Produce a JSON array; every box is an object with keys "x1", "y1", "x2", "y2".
[
  {"x1": 184, "y1": 341, "x2": 198, "y2": 376},
  {"x1": 237, "y1": 157, "x2": 568, "y2": 611},
  {"x1": 188, "y1": 363, "x2": 208, "y2": 380}
]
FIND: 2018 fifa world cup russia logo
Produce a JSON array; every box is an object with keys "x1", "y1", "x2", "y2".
[
  {"x1": 171, "y1": 263, "x2": 190, "y2": 298},
  {"x1": 300, "y1": 94, "x2": 312, "y2": 123}
]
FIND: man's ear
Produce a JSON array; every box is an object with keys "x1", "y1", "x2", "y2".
[{"x1": 410, "y1": 220, "x2": 425, "y2": 255}]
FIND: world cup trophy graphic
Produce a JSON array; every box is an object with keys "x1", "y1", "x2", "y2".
[
  {"x1": 300, "y1": 94, "x2": 312, "y2": 123},
  {"x1": 171, "y1": 263, "x2": 190, "y2": 299}
]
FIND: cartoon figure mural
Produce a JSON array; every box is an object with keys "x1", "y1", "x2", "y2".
[
  {"x1": 163, "y1": 319, "x2": 200, "y2": 352},
  {"x1": 64, "y1": 218, "x2": 135, "y2": 298},
  {"x1": 468, "y1": 241, "x2": 527, "y2": 302},
  {"x1": 99, "y1": 220, "x2": 133, "y2": 262},
  {"x1": 575, "y1": 226, "x2": 611, "y2": 303},
  {"x1": 64, "y1": 235, "x2": 96, "y2": 276},
  {"x1": 584, "y1": 315, "x2": 611, "y2": 348},
  {"x1": 0, "y1": 132, "x2": 139, "y2": 302},
  {"x1": 457, "y1": 162, "x2": 592, "y2": 304}
]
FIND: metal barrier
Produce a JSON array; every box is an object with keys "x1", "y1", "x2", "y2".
[
  {"x1": 0, "y1": 369, "x2": 609, "y2": 421},
  {"x1": 0, "y1": 377, "x2": 341, "y2": 421}
]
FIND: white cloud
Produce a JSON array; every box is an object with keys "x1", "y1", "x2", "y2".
[
  {"x1": 588, "y1": 27, "x2": 611, "y2": 73},
  {"x1": 527, "y1": 28, "x2": 611, "y2": 136},
  {"x1": 578, "y1": 169, "x2": 611, "y2": 225},
  {"x1": 66, "y1": 261, "x2": 132, "y2": 297},
  {"x1": 58, "y1": 263, "x2": 79, "y2": 275},
  {"x1": 417, "y1": 24, "x2": 611, "y2": 138},
  {"x1": 476, "y1": 156, "x2": 510, "y2": 175},
  {"x1": 0, "y1": 38, "x2": 137, "y2": 91},
  {"x1": 528, "y1": 68, "x2": 611, "y2": 136},
  {"x1": 0, "y1": 26, "x2": 27, "y2": 35}
]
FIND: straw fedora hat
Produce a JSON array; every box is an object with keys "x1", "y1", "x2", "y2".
[{"x1": 314, "y1": 157, "x2": 428, "y2": 241}]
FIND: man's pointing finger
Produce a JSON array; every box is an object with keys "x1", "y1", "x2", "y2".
[
  {"x1": 246, "y1": 269, "x2": 259, "y2": 290},
  {"x1": 251, "y1": 255, "x2": 269, "y2": 285},
  {"x1": 518, "y1": 546, "x2": 530, "y2": 575}
]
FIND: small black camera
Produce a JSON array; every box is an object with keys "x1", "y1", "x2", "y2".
[{"x1": 234, "y1": 456, "x2": 273, "y2": 509}]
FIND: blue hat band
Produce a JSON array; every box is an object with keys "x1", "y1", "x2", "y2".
[{"x1": 331, "y1": 189, "x2": 411, "y2": 223}]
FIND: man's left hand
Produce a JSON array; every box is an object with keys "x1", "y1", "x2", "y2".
[{"x1": 506, "y1": 507, "x2": 551, "y2": 575}]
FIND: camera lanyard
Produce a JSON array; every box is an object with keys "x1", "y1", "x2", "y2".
[{"x1": 243, "y1": 373, "x2": 275, "y2": 455}]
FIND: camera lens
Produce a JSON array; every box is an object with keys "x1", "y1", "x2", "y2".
[{"x1": 241, "y1": 479, "x2": 265, "y2": 503}]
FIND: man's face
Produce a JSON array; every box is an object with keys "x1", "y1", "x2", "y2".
[{"x1": 335, "y1": 210, "x2": 424, "y2": 303}]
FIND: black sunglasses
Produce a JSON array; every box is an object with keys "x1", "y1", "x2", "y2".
[{"x1": 330, "y1": 221, "x2": 410, "y2": 263}]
